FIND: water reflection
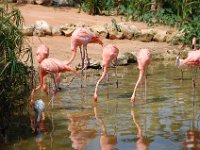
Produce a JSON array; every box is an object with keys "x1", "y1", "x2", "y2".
[
  {"x1": 67, "y1": 113, "x2": 97, "y2": 150},
  {"x1": 184, "y1": 130, "x2": 200, "y2": 150},
  {"x1": 183, "y1": 88, "x2": 200, "y2": 150},
  {"x1": 2, "y1": 63, "x2": 200, "y2": 150},
  {"x1": 131, "y1": 107, "x2": 150, "y2": 150},
  {"x1": 30, "y1": 115, "x2": 48, "y2": 150},
  {"x1": 94, "y1": 102, "x2": 118, "y2": 150}
]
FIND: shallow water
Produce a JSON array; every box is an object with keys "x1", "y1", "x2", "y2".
[{"x1": 1, "y1": 61, "x2": 200, "y2": 150}]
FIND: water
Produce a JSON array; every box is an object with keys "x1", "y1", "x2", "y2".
[{"x1": 1, "y1": 61, "x2": 200, "y2": 150}]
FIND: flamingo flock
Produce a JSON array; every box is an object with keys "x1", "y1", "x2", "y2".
[{"x1": 30, "y1": 27, "x2": 200, "y2": 109}]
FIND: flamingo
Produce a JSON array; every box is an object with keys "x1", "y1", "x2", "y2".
[
  {"x1": 30, "y1": 44, "x2": 80, "y2": 107},
  {"x1": 131, "y1": 48, "x2": 151, "y2": 103},
  {"x1": 192, "y1": 37, "x2": 198, "y2": 50},
  {"x1": 93, "y1": 44, "x2": 119, "y2": 101},
  {"x1": 176, "y1": 37, "x2": 199, "y2": 80},
  {"x1": 178, "y1": 50, "x2": 200, "y2": 87},
  {"x1": 66, "y1": 27, "x2": 103, "y2": 69}
]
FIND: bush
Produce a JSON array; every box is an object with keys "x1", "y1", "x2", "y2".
[{"x1": 0, "y1": 3, "x2": 33, "y2": 122}]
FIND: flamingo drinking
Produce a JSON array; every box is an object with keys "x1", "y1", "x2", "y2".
[
  {"x1": 93, "y1": 44, "x2": 119, "y2": 101},
  {"x1": 131, "y1": 48, "x2": 151, "y2": 103}
]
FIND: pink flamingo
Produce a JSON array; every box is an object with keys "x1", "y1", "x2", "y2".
[
  {"x1": 66, "y1": 27, "x2": 103, "y2": 69},
  {"x1": 176, "y1": 37, "x2": 199, "y2": 80},
  {"x1": 30, "y1": 44, "x2": 80, "y2": 107},
  {"x1": 93, "y1": 44, "x2": 119, "y2": 101},
  {"x1": 131, "y1": 48, "x2": 151, "y2": 103},
  {"x1": 192, "y1": 37, "x2": 198, "y2": 50},
  {"x1": 178, "y1": 50, "x2": 200, "y2": 87}
]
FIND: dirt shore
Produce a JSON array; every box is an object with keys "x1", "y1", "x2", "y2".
[{"x1": 16, "y1": 4, "x2": 179, "y2": 67}]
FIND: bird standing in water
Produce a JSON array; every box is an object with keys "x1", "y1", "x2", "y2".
[
  {"x1": 131, "y1": 48, "x2": 151, "y2": 104},
  {"x1": 93, "y1": 44, "x2": 119, "y2": 101},
  {"x1": 178, "y1": 50, "x2": 200, "y2": 87},
  {"x1": 33, "y1": 99, "x2": 45, "y2": 128},
  {"x1": 30, "y1": 45, "x2": 80, "y2": 107},
  {"x1": 66, "y1": 27, "x2": 103, "y2": 69},
  {"x1": 176, "y1": 37, "x2": 199, "y2": 80}
]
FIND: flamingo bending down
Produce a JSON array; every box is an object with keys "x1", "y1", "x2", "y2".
[
  {"x1": 178, "y1": 50, "x2": 200, "y2": 68},
  {"x1": 66, "y1": 27, "x2": 103, "y2": 69},
  {"x1": 30, "y1": 45, "x2": 80, "y2": 107},
  {"x1": 178, "y1": 50, "x2": 200, "y2": 87},
  {"x1": 131, "y1": 48, "x2": 151, "y2": 103},
  {"x1": 93, "y1": 44, "x2": 119, "y2": 101}
]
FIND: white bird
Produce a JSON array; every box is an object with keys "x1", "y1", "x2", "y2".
[{"x1": 176, "y1": 55, "x2": 185, "y2": 80}]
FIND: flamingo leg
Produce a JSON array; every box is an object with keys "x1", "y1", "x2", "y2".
[
  {"x1": 55, "y1": 73, "x2": 61, "y2": 88},
  {"x1": 47, "y1": 74, "x2": 57, "y2": 109},
  {"x1": 144, "y1": 69, "x2": 147, "y2": 103},
  {"x1": 114, "y1": 59, "x2": 118, "y2": 88},
  {"x1": 181, "y1": 69, "x2": 183, "y2": 80},
  {"x1": 93, "y1": 66, "x2": 108, "y2": 101},
  {"x1": 79, "y1": 46, "x2": 84, "y2": 88},
  {"x1": 85, "y1": 46, "x2": 90, "y2": 67},
  {"x1": 83, "y1": 46, "x2": 86, "y2": 68},
  {"x1": 30, "y1": 72, "x2": 45, "y2": 107},
  {"x1": 192, "y1": 67, "x2": 198, "y2": 88},
  {"x1": 79, "y1": 46, "x2": 84, "y2": 72}
]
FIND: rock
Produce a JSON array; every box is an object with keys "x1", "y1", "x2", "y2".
[
  {"x1": 51, "y1": 26, "x2": 62, "y2": 36},
  {"x1": 35, "y1": 0, "x2": 50, "y2": 5},
  {"x1": 22, "y1": 25, "x2": 34, "y2": 36},
  {"x1": 117, "y1": 52, "x2": 137, "y2": 66},
  {"x1": 90, "y1": 25, "x2": 108, "y2": 38},
  {"x1": 166, "y1": 31, "x2": 184, "y2": 45},
  {"x1": 33, "y1": 20, "x2": 52, "y2": 36},
  {"x1": 62, "y1": 27, "x2": 75, "y2": 37},
  {"x1": 135, "y1": 29, "x2": 156, "y2": 42},
  {"x1": 118, "y1": 22, "x2": 138, "y2": 40},
  {"x1": 153, "y1": 29, "x2": 168, "y2": 42},
  {"x1": 107, "y1": 24, "x2": 124, "y2": 40},
  {"x1": 76, "y1": 22, "x2": 87, "y2": 28},
  {"x1": 60, "y1": 24, "x2": 76, "y2": 37},
  {"x1": 88, "y1": 59, "x2": 102, "y2": 69},
  {"x1": 108, "y1": 30, "x2": 124, "y2": 40}
]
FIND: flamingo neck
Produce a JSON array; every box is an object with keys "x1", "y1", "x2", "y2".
[{"x1": 66, "y1": 51, "x2": 76, "y2": 65}]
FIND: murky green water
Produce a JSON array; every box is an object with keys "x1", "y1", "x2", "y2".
[{"x1": 1, "y1": 61, "x2": 200, "y2": 150}]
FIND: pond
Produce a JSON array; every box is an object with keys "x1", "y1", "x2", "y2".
[{"x1": 1, "y1": 61, "x2": 200, "y2": 150}]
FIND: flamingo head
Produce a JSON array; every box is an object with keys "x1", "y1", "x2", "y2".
[
  {"x1": 131, "y1": 95, "x2": 136, "y2": 103},
  {"x1": 93, "y1": 94, "x2": 98, "y2": 102},
  {"x1": 91, "y1": 35, "x2": 103, "y2": 46},
  {"x1": 36, "y1": 44, "x2": 49, "y2": 63}
]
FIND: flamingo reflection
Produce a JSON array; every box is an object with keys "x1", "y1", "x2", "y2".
[
  {"x1": 93, "y1": 103, "x2": 118, "y2": 150},
  {"x1": 183, "y1": 88, "x2": 200, "y2": 150},
  {"x1": 131, "y1": 107, "x2": 150, "y2": 150},
  {"x1": 67, "y1": 113, "x2": 97, "y2": 150},
  {"x1": 30, "y1": 102, "x2": 48, "y2": 150}
]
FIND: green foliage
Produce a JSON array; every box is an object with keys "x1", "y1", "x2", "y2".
[
  {"x1": 111, "y1": 18, "x2": 120, "y2": 31},
  {"x1": 82, "y1": 0, "x2": 105, "y2": 15},
  {"x1": 0, "y1": 3, "x2": 33, "y2": 117},
  {"x1": 115, "y1": 0, "x2": 200, "y2": 46}
]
